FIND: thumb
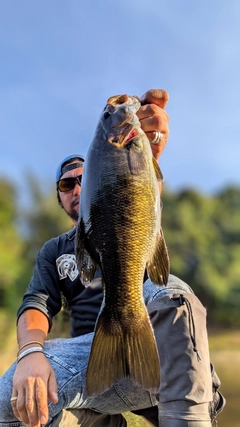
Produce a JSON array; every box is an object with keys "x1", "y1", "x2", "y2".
[{"x1": 48, "y1": 371, "x2": 58, "y2": 403}]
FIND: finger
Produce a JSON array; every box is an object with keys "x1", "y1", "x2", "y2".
[
  {"x1": 138, "y1": 106, "x2": 169, "y2": 161},
  {"x1": 24, "y1": 377, "x2": 40, "y2": 427},
  {"x1": 145, "y1": 130, "x2": 167, "y2": 145},
  {"x1": 36, "y1": 377, "x2": 49, "y2": 425},
  {"x1": 12, "y1": 388, "x2": 29, "y2": 425},
  {"x1": 137, "y1": 104, "x2": 170, "y2": 130},
  {"x1": 10, "y1": 389, "x2": 21, "y2": 420},
  {"x1": 137, "y1": 103, "x2": 170, "y2": 124},
  {"x1": 14, "y1": 380, "x2": 37, "y2": 427},
  {"x1": 146, "y1": 131, "x2": 168, "y2": 159},
  {"x1": 140, "y1": 89, "x2": 169, "y2": 109}
]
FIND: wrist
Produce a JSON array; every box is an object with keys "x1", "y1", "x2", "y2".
[
  {"x1": 17, "y1": 346, "x2": 45, "y2": 363},
  {"x1": 17, "y1": 340, "x2": 44, "y2": 357}
]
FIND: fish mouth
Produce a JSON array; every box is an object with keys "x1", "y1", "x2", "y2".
[
  {"x1": 124, "y1": 127, "x2": 140, "y2": 143},
  {"x1": 109, "y1": 126, "x2": 141, "y2": 147}
]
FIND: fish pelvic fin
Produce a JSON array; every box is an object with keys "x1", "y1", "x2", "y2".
[
  {"x1": 147, "y1": 228, "x2": 170, "y2": 285},
  {"x1": 86, "y1": 309, "x2": 160, "y2": 396}
]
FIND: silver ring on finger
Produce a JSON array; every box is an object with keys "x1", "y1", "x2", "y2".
[
  {"x1": 151, "y1": 131, "x2": 164, "y2": 145},
  {"x1": 10, "y1": 396, "x2": 18, "y2": 402}
]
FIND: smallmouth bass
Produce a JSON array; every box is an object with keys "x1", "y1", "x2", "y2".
[{"x1": 76, "y1": 94, "x2": 170, "y2": 396}]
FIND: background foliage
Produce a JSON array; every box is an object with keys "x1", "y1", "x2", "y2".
[
  {"x1": 0, "y1": 174, "x2": 72, "y2": 313},
  {"x1": 1, "y1": 175, "x2": 239, "y2": 426},
  {"x1": 1, "y1": 174, "x2": 240, "y2": 327}
]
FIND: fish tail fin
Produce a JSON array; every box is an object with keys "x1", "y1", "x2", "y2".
[{"x1": 86, "y1": 309, "x2": 160, "y2": 396}]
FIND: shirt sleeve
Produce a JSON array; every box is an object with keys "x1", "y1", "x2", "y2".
[{"x1": 17, "y1": 238, "x2": 63, "y2": 331}]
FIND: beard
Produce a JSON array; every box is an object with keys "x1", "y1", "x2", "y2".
[
  {"x1": 66, "y1": 208, "x2": 78, "y2": 223},
  {"x1": 64, "y1": 199, "x2": 79, "y2": 224}
]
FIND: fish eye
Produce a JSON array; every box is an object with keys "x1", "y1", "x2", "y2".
[{"x1": 103, "y1": 111, "x2": 111, "y2": 120}]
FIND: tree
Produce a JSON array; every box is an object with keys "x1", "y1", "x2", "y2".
[
  {"x1": 161, "y1": 185, "x2": 240, "y2": 326},
  {"x1": 20, "y1": 172, "x2": 73, "y2": 266},
  {"x1": 0, "y1": 178, "x2": 26, "y2": 309}
]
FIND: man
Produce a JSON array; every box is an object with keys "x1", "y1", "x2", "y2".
[{"x1": 0, "y1": 89, "x2": 225, "y2": 427}]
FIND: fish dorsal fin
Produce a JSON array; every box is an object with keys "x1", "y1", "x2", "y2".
[
  {"x1": 152, "y1": 157, "x2": 164, "y2": 182},
  {"x1": 147, "y1": 228, "x2": 170, "y2": 285}
]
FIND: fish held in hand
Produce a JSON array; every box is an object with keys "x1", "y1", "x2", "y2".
[{"x1": 76, "y1": 94, "x2": 170, "y2": 396}]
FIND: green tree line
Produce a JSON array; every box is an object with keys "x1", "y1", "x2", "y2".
[{"x1": 1, "y1": 175, "x2": 239, "y2": 327}]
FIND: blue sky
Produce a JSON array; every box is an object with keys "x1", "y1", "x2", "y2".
[{"x1": 1, "y1": 0, "x2": 239, "y2": 199}]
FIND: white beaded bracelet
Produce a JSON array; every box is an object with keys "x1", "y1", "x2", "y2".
[{"x1": 17, "y1": 346, "x2": 44, "y2": 364}]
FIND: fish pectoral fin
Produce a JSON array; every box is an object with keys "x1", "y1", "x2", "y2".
[
  {"x1": 147, "y1": 228, "x2": 170, "y2": 285},
  {"x1": 152, "y1": 157, "x2": 164, "y2": 182},
  {"x1": 128, "y1": 146, "x2": 147, "y2": 175},
  {"x1": 75, "y1": 221, "x2": 98, "y2": 283},
  {"x1": 86, "y1": 309, "x2": 160, "y2": 396},
  {"x1": 79, "y1": 249, "x2": 98, "y2": 285}
]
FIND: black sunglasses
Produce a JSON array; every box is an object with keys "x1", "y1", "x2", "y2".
[{"x1": 57, "y1": 175, "x2": 82, "y2": 192}]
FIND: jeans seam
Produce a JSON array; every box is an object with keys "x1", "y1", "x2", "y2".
[
  {"x1": 114, "y1": 383, "x2": 156, "y2": 409},
  {"x1": 45, "y1": 352, "x2": 80, "y2": 375}
]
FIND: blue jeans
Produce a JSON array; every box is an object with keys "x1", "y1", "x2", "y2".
[{"x1": 0, "y1": 275, "x2": 212, "y2": 426}]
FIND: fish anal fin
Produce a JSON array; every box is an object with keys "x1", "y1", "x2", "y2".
[
  {"x1": 86, "y1": 309, "x2": 160, "y2": 396},
  {"x1": 147, "y1": 228, "x2": 170, "y2": 285}
]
